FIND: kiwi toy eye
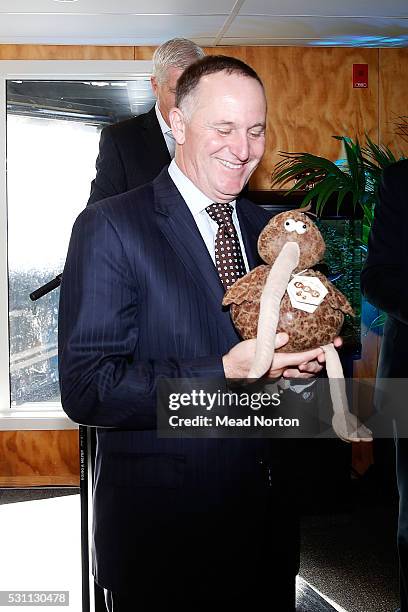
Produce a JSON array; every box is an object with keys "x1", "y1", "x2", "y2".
[
  {"x1": 295, "y1": 220, "x2": 308, "y2": 234},
  {"x1": 284, "y1": 219, "x2": 296, "y2": 232}
]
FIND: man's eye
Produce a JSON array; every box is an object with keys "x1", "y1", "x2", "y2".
[
  {"x1": 249, "y1": 131, "x2": 264, "y2": 138},
  {"x1": 217, "y1": 129, "x2": 232, "y2": 136}
]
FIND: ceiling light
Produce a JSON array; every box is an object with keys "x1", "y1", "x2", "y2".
[{"x1": 53, "y1": 0, "x2": 79, "y2": 3}]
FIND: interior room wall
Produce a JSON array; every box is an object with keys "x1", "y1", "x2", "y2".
[{"x1": 0, "y1": 44, "x2": 406, "y2": 484}]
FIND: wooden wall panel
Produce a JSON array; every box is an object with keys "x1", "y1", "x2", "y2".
[
  {"x1": 379, "y1": 48, "x2": 408, "y2": 156},
  {"x1": 134, "y1": 46, "x2": 157, "y2": 60},
  {"x1": 137, "y1": 45, "x2": 379, "y2": 189},
  {"x1": 0, "y1": 430, "x2": 79, "y2": 487},
  {"x1": 207, "y1": 47, "x2": 379, "y2": 190},
  {"x1": 0, "y1": 45, "x2": 133, "y2": 60}
]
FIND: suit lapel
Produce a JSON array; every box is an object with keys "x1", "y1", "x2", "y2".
[
  {"x1": 153, "y1": 170, "x2": 238, "y2": 342},
  {"x1": 141, "y1": 107, "x2": 171, "y2": 173},
  {"x1": 152, "y1": 171, "x2": 269, "y2": 342}
]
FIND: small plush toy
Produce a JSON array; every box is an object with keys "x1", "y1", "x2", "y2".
[{"x1": 223, "y1": 205, "x2": 372, "y2": 443}]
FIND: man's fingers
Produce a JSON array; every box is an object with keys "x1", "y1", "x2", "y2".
[
  {"x1": 278, "y1": 347, "x2": 324, "y2": 368},
  {"x1": 283, "y1": 360, "x2": 323, "y2": 378},
  {"x1": 298, "y1": 362, "x2": 323, "y2": 373},
  {"x1": 275, "y1": 332, "x2": 289, "y2": 350}
]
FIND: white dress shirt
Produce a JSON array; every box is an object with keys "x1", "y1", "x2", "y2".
[
  {"x1": 155, "y1": 103, "x2": 176, "y2": 158},
  {"x1": 167, "y1": 159, "x2": 250, "y2": 272}
]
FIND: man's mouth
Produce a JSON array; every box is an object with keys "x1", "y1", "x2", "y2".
[{"x1": 218, "y1": 159, "x2": 245, "y2": 170}]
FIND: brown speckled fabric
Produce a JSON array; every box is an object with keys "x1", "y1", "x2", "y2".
[
  {"x1": 227, "y1": 269, "x2": 353, "y2": 352},
  {"x1": 257, "y1": 210, "x2": 326, "y2": 272},
  {"x1": 222, "y1": 210, "x2": 354, "y2": 352}
]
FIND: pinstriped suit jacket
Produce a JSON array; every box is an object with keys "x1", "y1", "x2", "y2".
[{"x1": 58, "y1": 168, "x2": 295, "y2": 593}]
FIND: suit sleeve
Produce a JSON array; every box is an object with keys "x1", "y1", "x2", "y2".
[
  {"x1": 361, "y1": 165, "x2": 408, "y2": 325},
  {"x1": 58, "y1": 207, "x2": 225, "y2": 428},
  {"x1": 87, "y1": 127, "x2": 128, "y2": 206}
]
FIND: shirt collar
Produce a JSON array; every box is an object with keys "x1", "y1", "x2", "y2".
[
  {"x1": 155, "y1": 102, "x2": 171, "y2": 136},
  {"x1": 167, "y1": 160, "x2": 236, "y2": 217}
]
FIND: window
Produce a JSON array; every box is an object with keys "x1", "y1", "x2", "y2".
[{"x1": 0, "y1": 61, "x2": 154, "y2": 428}]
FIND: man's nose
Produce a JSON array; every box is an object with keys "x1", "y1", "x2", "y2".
[{"x1": 230, "y1": 131, "x2": 250, "y2": 161}]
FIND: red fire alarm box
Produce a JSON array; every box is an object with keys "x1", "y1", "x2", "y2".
[{"x1": 353, "y1": 64, "x2": 368, "y2": 88}]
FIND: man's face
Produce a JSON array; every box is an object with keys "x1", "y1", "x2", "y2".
[
  {"x1": 170, "y1": 71, "x2": 266, "y2": 203},
  {"x1": 151, "y1": 66, "x2": 183, "y2": 126}
]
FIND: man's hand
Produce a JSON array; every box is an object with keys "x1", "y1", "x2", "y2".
[
  {"x1": 222, "y1": 334, "x2": 342, "y2": 380},
  {"x1": 281, "y1": 336, "x2": 343, "y2": 379}
]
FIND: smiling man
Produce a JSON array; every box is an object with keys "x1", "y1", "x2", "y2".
[
  {"x1": 59, "y1": 56, "x2": 329, "y2": 612},
  {"x1": 170, "y1": 63, "x2": 266, "y2": 202}
]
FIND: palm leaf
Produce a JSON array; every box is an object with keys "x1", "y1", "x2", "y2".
[
  {"x1": 271, "y1": 151, "x2": 346, "y2": 190},
  {"x1": 315, "y1": 176, "x2": 342, "y2": 216},
  {"x1": 393, "y1": 115, "x2": 408, "y2": 144},
  {"x1": 272, "y1": 142, "x2": 361, "y2": 213},
  {"x1": 335, "y1": 137, "x2": 366, "y2": 204},
  {"x1": 336, "y1": 185, "x2": 351, "y2": 214},
  {"x1": 363, "y1": 134, "x2": 400, "y2": 168},
  {"x1": 271, "y1": 133, "x2": 407, "y2": 223},
  {"x1": 364, "y1": 313, "x2": 387, "y2": 334}
]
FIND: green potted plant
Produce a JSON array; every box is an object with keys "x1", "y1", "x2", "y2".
[
  {"x1": 270, "y1": 134, "x2": 407, "y2": 338},
  {"x1": 271, "y1": 134, "x2": 404, "y2": 244}
]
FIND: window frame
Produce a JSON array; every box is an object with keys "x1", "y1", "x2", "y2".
[{"x1": 0, "y1": 60, "x2": 153, "y2": 430}]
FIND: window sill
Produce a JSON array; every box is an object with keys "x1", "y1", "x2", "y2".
[{"x1": 0, "y1": 405, "x2": 78, "y2": 431}]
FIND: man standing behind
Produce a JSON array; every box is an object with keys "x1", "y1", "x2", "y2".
[
  {"x1": 59, "y1": 56, "x2": 329, "y2": 611},
  {"x1": 87, "y1": 38, "x2": 204, "y2": 205},
  {"x1": 361, "y1": 158, "x2": 408, "y2": 612}
]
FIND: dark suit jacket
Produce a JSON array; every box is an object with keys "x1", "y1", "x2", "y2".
[
  {"x1": 87, "y1": 106, "x2": 171, "y2": 205},
  {"x1": 59, "y1": 168, "x2": 298, "y2": 596},
  {"x1": 361, "y1": 159, "x2": 408, "y2": 378}
]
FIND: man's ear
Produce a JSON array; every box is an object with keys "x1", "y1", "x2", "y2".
[
  {"x1": 169, "y1": 107, "x2": 186, "y2": 145},
  {"x1": 150, "y1": 75, "x2": 158, "y2": 98}
]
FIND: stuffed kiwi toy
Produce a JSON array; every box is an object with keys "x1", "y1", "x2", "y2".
[{"x1": 223, "y1": 205, "x2": 372, "y2": 443}]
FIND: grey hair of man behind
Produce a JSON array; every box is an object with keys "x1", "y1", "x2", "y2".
[{"x1": 152, "y1": 38, "x2": 205, "y2": 84}]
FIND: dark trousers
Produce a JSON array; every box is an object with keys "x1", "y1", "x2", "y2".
[
  {"x1": 397, "y1": 437, "x2": 408, "y2": 612},
  {"x1": 103, "y1": 580, "x2": 296, "y2": 612}
]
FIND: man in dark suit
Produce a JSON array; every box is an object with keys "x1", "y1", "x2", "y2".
[
  {"x1": 59, "y1": 55, "x2": 333, "y2": 611},
  {"x1": 361, "y1": 158, "x2": 408, "y2": 612},
  {"x1": 87, "y1": 38, "x2": 204, "y2": 205}
]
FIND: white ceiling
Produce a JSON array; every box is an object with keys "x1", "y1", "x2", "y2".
[{"x1": 0, "y1": 0, "x2": 407, "y2": 47}]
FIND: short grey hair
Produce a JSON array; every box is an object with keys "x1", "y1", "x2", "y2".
[
  {"x1": 152, "y1": 38, "x2": 205, "y2": 84},
  {"x1": 176, "y1": 55, "x2": 266, "y2": 122}
]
